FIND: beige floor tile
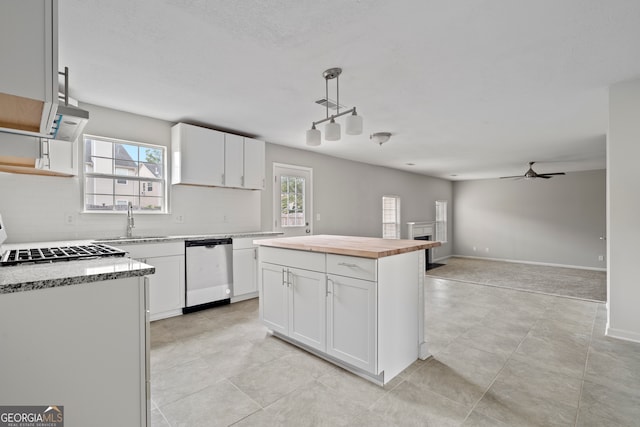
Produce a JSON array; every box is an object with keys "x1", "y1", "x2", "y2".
[
  {"x1": 462, "y1": 411, "x2": 511, "y2": 426},
  {"x1": 369, "y1": 380, "x2": 468, "y2": 426},
  {"x1": 406, "y1": 358, "x2": 491, "y2": 408},
  {"x1": 228, "y1": 356, "x2": 316, "y2": 407},
  {"x1": 578, "y1": 380, "x2": 640, "y2": 426},
  {"x1": 160, "y1": 379, "x2": 261, "y2": 427},
  {"x1": 152, "y1": 357, "x2": 224, "y2": 407},
  {"x1": 150, "y1": 408, "x2": 170, "y2": 427}
]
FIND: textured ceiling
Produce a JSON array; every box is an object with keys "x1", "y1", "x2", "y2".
[{"x1": 58, "y1": 0, "x2": 640, "y2": 180}]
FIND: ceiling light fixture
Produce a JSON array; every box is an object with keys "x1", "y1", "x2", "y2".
[
  {"x1": 306, "y1": 67, "x2": 363, "y2": 146},
  {"x1": 370, "y1": 132, "x2": 391, "y2": 146}
]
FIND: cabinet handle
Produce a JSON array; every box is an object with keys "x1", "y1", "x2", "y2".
[
  {"x1": 326, "y1": 278, "x2": 333, "y2": 296},
  {"x1": 287, "y1": 269, "x2": 292, "y2": 287},
  {"x1": 281, "y1": 269, "x2": 287, "y2": 286},
  {"x1": 338, "y1": 262, "x2": 358, "y2": 268}
]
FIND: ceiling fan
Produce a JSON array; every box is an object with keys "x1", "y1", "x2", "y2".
[{"x1": 500, "y1": 162, "x2": 566, "y2": 180}]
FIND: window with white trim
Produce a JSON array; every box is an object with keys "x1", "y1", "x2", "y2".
[
  {"x1": 382, "y1": 195, "x2": 401, "y2": 239},
  {"x1": 83, "y1": 135, "x2": 167, "y2": 213},
  {"x1": 435, "y1": 200, "x2": 448, "y2": 243}
]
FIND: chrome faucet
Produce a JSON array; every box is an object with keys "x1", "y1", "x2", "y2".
[{"x1": 126, "y1": 201, "x2": 135, "y2": 237}]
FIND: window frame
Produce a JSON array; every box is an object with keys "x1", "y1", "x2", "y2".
[
  {"x1": 82, "y1": 134, "x2": 168, "y2": 214},
  {"x1": 382, "y1": 195, "x2": 401, "y2": 239},
  {"x1": 435, "y1": 200, "x2": 448, "y2": 243}
]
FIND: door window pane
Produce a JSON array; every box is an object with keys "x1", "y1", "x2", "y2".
[{"x1": 281, "y1": 175, "x2": 305, "y2": 227}]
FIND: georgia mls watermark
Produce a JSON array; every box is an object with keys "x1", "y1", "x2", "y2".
[{"x1": 0, "y1": 406, "x2": 63, "y2": 427}]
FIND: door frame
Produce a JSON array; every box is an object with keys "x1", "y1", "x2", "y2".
[{"x1": 272, "y1": 163, "x2": 313, "y2": 235}]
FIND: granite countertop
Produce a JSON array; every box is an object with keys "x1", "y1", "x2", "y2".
[
  {"x1": 0, "y1": 231, "x2": 281, "y2": 294},
  {"x1": 93, "y1": 231, "x2": 282, "y2": 245},
  {"x1": 255, "y1": 235, "x2": 441, "y2": 259},
  {"x1": 0, "y1": 257, "x2": 154, "y2": 295}
]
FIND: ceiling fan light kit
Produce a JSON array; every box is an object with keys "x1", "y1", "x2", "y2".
[
  {"x1": 500, "y1": 161, "x2": 566, "y2": 180},
  {"x1": 306, "y1": 67, "x2": 363, "y2": 146}
]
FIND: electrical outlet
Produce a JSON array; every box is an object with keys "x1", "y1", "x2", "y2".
[
  {"x1": 598, "y1": 255, "x2": 604, "y2": 261},
  {"x1": 64, "y1": 212, "x2": 75, "y2": 225},
  {"x1": 174, "y1": 214, "x2": 184, "y2": 224},
  {"x1": 316, "y1": 213, "x2": 321, "y2": 221}
]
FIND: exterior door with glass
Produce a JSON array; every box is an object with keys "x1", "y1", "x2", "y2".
[{"x1": 273, "y1": 164, "x2": 312, "y2": 237}]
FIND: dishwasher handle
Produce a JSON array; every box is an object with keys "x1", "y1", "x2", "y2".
[{"x1": 185, "y1": 238, "x2": 232, "y2": 247}]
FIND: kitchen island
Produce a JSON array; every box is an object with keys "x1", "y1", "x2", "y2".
[
  {"x1": 255, "y1": 234, "x2": 440, "y2": 385},
  {"x1": 0, "y1": 257, "x2": 154, "y2": 427}
]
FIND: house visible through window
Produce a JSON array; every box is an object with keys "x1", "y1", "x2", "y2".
[
  {"x1": 280, "y1": 175, "x2": 305, "y2": 226},
  {"x1": 382, "y1": 195, "x2": 401, "y2": 239},
  {"x1": 435, "y1": 200, "x2": 448, "y2": 243},
  {"x1": 83, "y1": 135, "x2": 167, "y2": 212}
]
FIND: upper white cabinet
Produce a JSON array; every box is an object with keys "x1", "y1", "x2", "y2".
[
  {"x1": 38, "y1": 138, "x2": 77, "y2": 176},
  {"x1": 243, "y1": 137, "x2": 265, "y2": 190},
  {"x1": 0, "y1": 0, "x2": 58, "y2": 136},
  {"x1": 171, "y1": 122, "x2": 265, "y2": 190},
  {"x1": 0, "y1": 132, "x2": 77, "y2": 177},
  {"x1": 171, "y1": 123, "x2": 225, "y2": 186},
  {"x1": 224, "y1": 133, "x2": 244, "y2": 188}
]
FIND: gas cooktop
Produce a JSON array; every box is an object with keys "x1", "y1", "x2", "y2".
[{"x1": 0, "y1": 243, "x2": 127, "y2": 266}]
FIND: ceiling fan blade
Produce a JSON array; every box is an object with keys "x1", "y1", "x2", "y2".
[
  {"x1": 537, "y1": 175, "x2": 552, "y2": 179},
  {"x1": 499, "y1": 175, "x2": 524, "y2": 179},
  {"x1": 538, "y1": 172, "x2": 565, "y2": 176}
]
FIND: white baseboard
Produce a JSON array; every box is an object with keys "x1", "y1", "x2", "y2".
[
  {"x1": 231, "y1": 291, "x2": 258, "y2": 303},
  {"x1": 606, "y1": 325, "x2": 640, "y2": 344},
  {"x1": 451, "y1": 254, "x2": 606, "y2": 272}
]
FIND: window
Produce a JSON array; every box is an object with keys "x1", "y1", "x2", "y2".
[
  {"x1": 280, "y1": 175, "x2": 305, "y2": 226},
  {"x1": 83, "y1": 135, "x2": 167, "y2": 213},
  {"x1": 382, "y1": 196, "x2": 401, "y2": 239},
  {"x1": 435, "y1": 200, "x2": 448, "y2": 243}
]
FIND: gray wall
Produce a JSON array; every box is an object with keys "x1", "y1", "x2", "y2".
[
  {"x1": 262, "y1": 143, "x2": 453, "y2": 261},
  {"x1": 452, "y1": 169, "x2": 606, "y2": 269}
]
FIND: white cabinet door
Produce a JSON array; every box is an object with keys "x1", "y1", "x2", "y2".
[
  {"x1": 171, "y1": 123, "x2": 225, "y2": 186},
  {"x1": 39, "y1": 138, "x2": 76, "y2": 176},
  {"x1": 326, "y1": 274, "x2": 377, "y2": 373},
  {"x1": 232, "y1": 247, "x2": 257, "y2": 297},
  {"x1": 224, "y1": 133, "x2": 244, "y2": 187},
  {"x1": 0, "y1": 0, "x2": 57, "y2": 136},
  {"x1": 260, "y1": 262, "x2": 288, "y2": 335},
  {"x1": 243, "y1": 137, "x2": 265, "y2": 189},
  {"x1": 145, "y1": 255, "x2": 185, "y2": 320},
  {"x1": 288, "y1": 267, "x2": 326, "y2": 351}
]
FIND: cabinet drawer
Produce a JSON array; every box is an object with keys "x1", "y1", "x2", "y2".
[
  {"x1": 327, "y1": 254, "x2": 377, "y2": 281},
  {"x1": 260, "y1": 247, "x2": 325, "y2": 272}
]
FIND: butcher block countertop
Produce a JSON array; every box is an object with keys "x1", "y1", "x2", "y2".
[{"x1": 254, "y1": 234, "x2": 441, "y2": 259}]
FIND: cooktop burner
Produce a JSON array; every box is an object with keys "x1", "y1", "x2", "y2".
[{"x1": 0, "y1": 243, "x2": 127, "y2": 266}]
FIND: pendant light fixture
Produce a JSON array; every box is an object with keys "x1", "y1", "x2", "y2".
[{"x1": 306, "y1": 67, "x2": 363, "y2": 145}]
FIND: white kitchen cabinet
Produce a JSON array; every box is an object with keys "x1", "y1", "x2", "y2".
[
  {"x1": 171, "y1": 122, "x2": 265, "y2": 190},
  {"x1": 243, "y1": 137, "x2": 265, "y2": 189},
  {"x1": 224, "y1": 133, "x2": 244, "y2": 187},
  {"x1": 326, "y1": 274, "x2": 376, "y2": 372},
  {"x1": 0, "y1": 0, "x2": 58, "y2": 136},
  {"x1": 171, "y1": 122, "x2": 225, "y2": 186},
  {"x1": 258, "y1": 244, "x2": 421, "y2": 385},
  {"x1": 37, "y1": 138, "x2": 77, "y2": 176},
  {"x1": 112, "y1": 242, "x2": 185, "y2": 321},
  {"x1": 0, "y1": 276, "x2": 149, "y2": 426},
  {"x1": 260, "y1": 261, "x2": 326, "y2": 351}
]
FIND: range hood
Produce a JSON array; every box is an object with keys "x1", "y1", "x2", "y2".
[{"x1": 51, "y1": 102, "x2": 89, "y2": 142}]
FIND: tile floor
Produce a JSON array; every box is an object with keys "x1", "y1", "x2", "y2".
[{"x1": 150, "y1": 277, "x2": 640, "y2": 426}]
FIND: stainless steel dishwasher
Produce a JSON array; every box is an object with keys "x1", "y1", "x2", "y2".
[{"x1": 184, "y1": 238, "x2": 233, "y2": 313}]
